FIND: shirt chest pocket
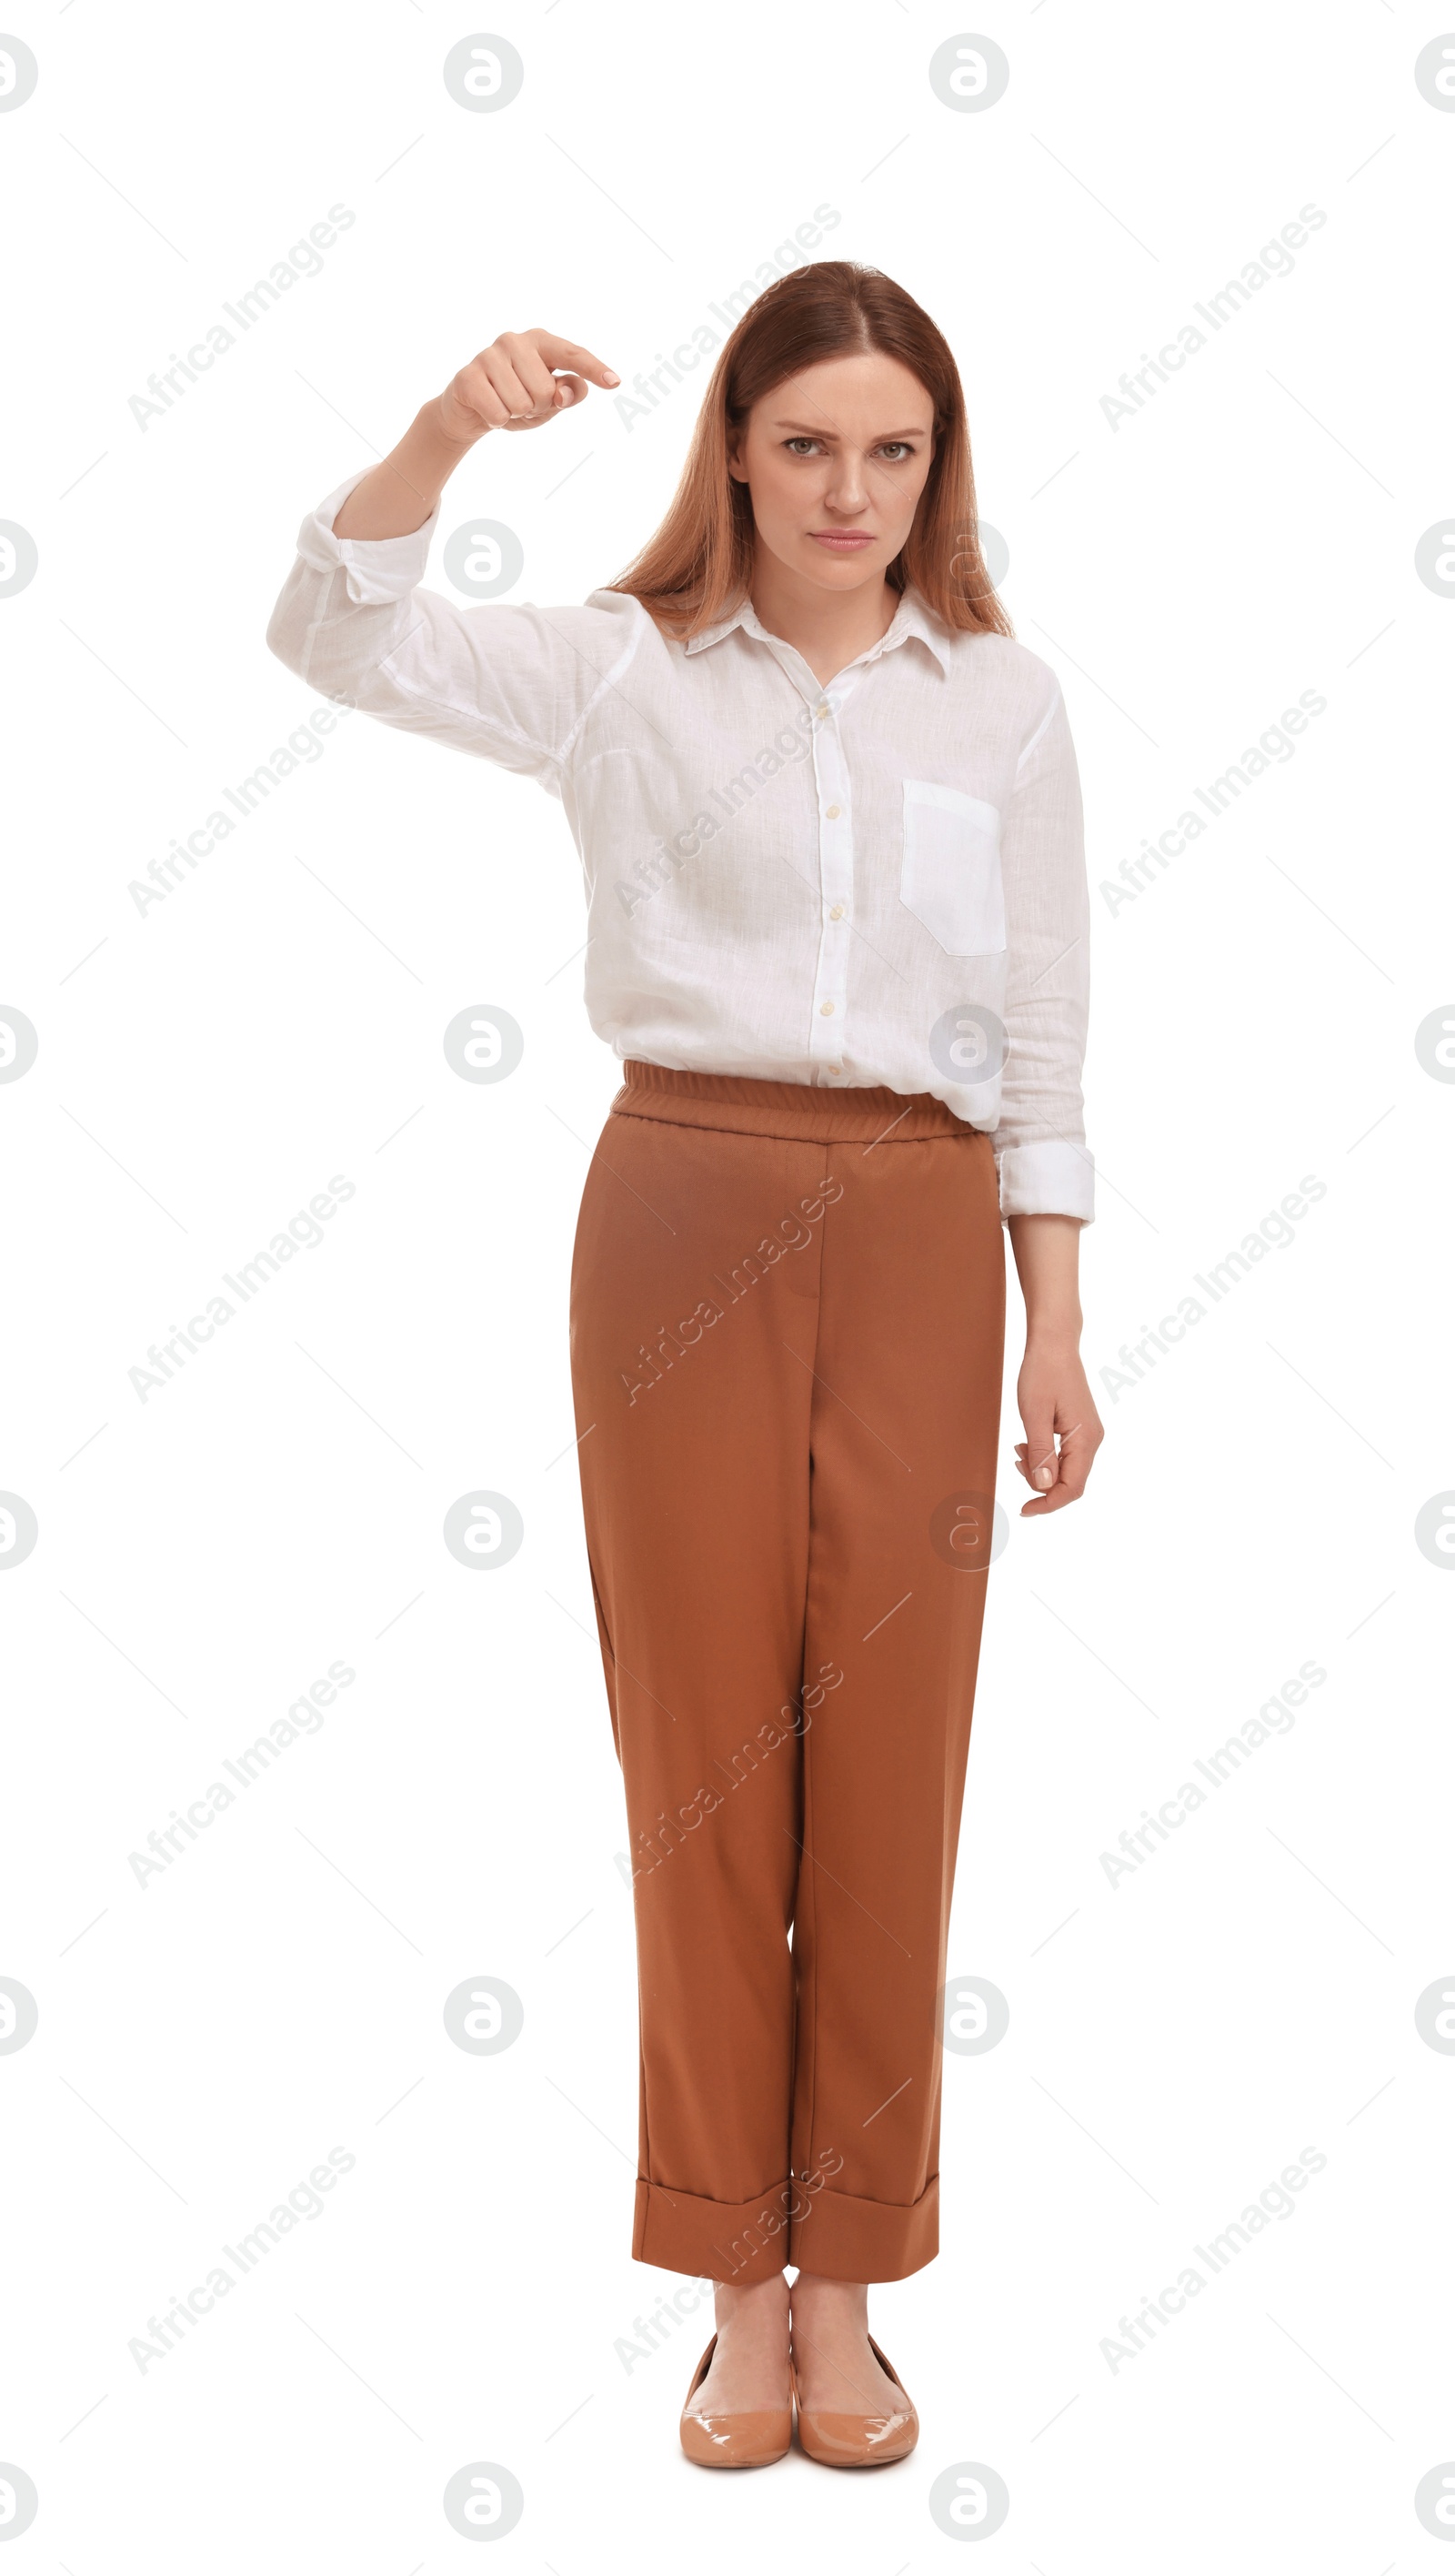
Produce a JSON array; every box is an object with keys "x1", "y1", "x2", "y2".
[{"x1": 899, "y1": 780, "x2": 1006, "y2": 956}]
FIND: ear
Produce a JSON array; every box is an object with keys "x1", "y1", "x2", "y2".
[{"x1": 726, "y1": 427, "x2": 749, "y2": 485}]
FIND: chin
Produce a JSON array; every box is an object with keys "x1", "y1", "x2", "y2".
[{"x1": 801, "y1": 547, "x2": 885, "y2": 584}]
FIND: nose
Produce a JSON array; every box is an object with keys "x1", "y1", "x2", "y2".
[{"x1": 823, "y1": 447, "x2": 870, "y2": 515}]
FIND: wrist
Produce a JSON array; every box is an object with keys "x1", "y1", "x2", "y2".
[
  {"x1": 424, "y1": 392, "x2": 488, "y2": 454},
  {"x1": 1023, "y1": 1312, "x2": 1083, "y2": 1354}
]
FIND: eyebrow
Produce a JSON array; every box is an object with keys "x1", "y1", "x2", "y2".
[{"x1": 770, "y1": 418, "x2": 930, "y2": 439}]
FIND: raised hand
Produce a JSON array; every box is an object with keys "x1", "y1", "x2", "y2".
[{"x1": 437, "y1": 328, "x2": 620, "y2": 442}]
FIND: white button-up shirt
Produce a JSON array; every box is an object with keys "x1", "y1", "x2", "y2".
[{"x1": 267, "y1": 473, "x2": 1094, "y2": 1219}]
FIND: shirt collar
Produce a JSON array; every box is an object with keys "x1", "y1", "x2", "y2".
[{"x1": 683, "y1": 585, "x2": 951, "y2": 676}]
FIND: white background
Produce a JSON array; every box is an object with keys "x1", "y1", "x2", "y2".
[{"x1": 3, "y1": 1, "x2": 1453, "y2": 2566}]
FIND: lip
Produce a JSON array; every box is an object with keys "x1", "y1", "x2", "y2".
[{"x1": 809, "y1": 530, "x2": 875, "y2": 551}]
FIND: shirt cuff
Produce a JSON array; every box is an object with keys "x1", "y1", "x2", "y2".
[
  {"x1": 294, "y1": 471, "x2": 442, "y2": 603},
  {"x1": 996, "y1": 1140, "x2": 1095, "y2": 1223}
]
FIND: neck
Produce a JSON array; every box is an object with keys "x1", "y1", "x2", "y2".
[{"x1": 747, "y1": 556, "x2": 900, "y2": 686}]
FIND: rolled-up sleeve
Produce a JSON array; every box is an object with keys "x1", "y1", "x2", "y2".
[
  {"x1": 265, "y1": 470, "x2": 644, "y2": 790},
  {"x1": 990, "y1": 677, "x2": 1094, "y2": 1223}
]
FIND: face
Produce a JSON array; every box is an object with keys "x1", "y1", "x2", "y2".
[{"x1": 728, "y1": 349, "x2": 937, "y2": 596}]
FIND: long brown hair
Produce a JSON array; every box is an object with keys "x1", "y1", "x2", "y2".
[{"x1": 608, "y1": 260, "x2": 1012, "y2": 641}]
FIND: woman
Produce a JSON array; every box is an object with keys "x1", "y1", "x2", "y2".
[{"x1": 267, "y1": 261, "x2": 1102, "y2": 2470}]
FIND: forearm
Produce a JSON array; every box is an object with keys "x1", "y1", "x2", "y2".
[
  {"x1": 332, "y1": 397, "x2": 483, "y2": 540},
  {"x1": 1007, "y1": 1214, "x2": 1100, "y2": 1509},
  {"x1": 1007, "y1": 1212, "x2": 1084, "y2": 1346}
]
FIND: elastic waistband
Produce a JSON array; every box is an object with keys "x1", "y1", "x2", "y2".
[{"x1": 611, "y1": 1058, "x2": 981, "y2": 1145}]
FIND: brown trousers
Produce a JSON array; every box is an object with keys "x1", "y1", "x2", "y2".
[{"x1": 569, "y1": 1062, "x2": 1005, "y2": 2284}]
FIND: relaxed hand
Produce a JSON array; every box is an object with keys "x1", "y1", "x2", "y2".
[{"x1": 1013, "y1": 1343, "x2": 1103, "y2": 1515}]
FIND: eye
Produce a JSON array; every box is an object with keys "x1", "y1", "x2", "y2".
[
  {"x1": 783, "y1": 436, "x2": 822, "y2": 457},
  {"x1": 876, "y1": 441, "x2": 915, "y2": 462}
]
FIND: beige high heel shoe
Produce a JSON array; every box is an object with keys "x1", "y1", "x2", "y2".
[
  {"x1": 789, "y1": 2333, "x2": 919, "y2": 2468},
  {"x1": 678, "y1": 2334, "x2": 795, "y2": 2469}
]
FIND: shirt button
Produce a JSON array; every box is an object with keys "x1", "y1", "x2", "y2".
[
  {"x1": 825, "y1": 803, "x2": 841, "y2": 820},
  {"x1": 829, "y1": 904, "x2": 845, "y2": 921},
  {"x1": 828, "y1": 1062, "x2": 842, "y2": 1075},
  {"x1": 819, "y1": 1000, "x2": 835, "y2": 1016},
  {"x1": 815, "y1": 700, "x2": 830, "y2": 719}
]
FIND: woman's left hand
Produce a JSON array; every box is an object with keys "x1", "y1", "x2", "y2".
[{"x1": 1013, "y1": 1341, "x2": 1103, "y2": 1516}]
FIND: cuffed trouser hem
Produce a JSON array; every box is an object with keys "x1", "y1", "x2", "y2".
[
  {"x1": 634, "y1": 2172, "x2": 940, "y2": 2286},
  {"x1": 635, "y1": 2176, "x2": 798, "y2": 2285},
  {"x1": 788, "y1": 2177, "x2": 939, "y2": 2283}
]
